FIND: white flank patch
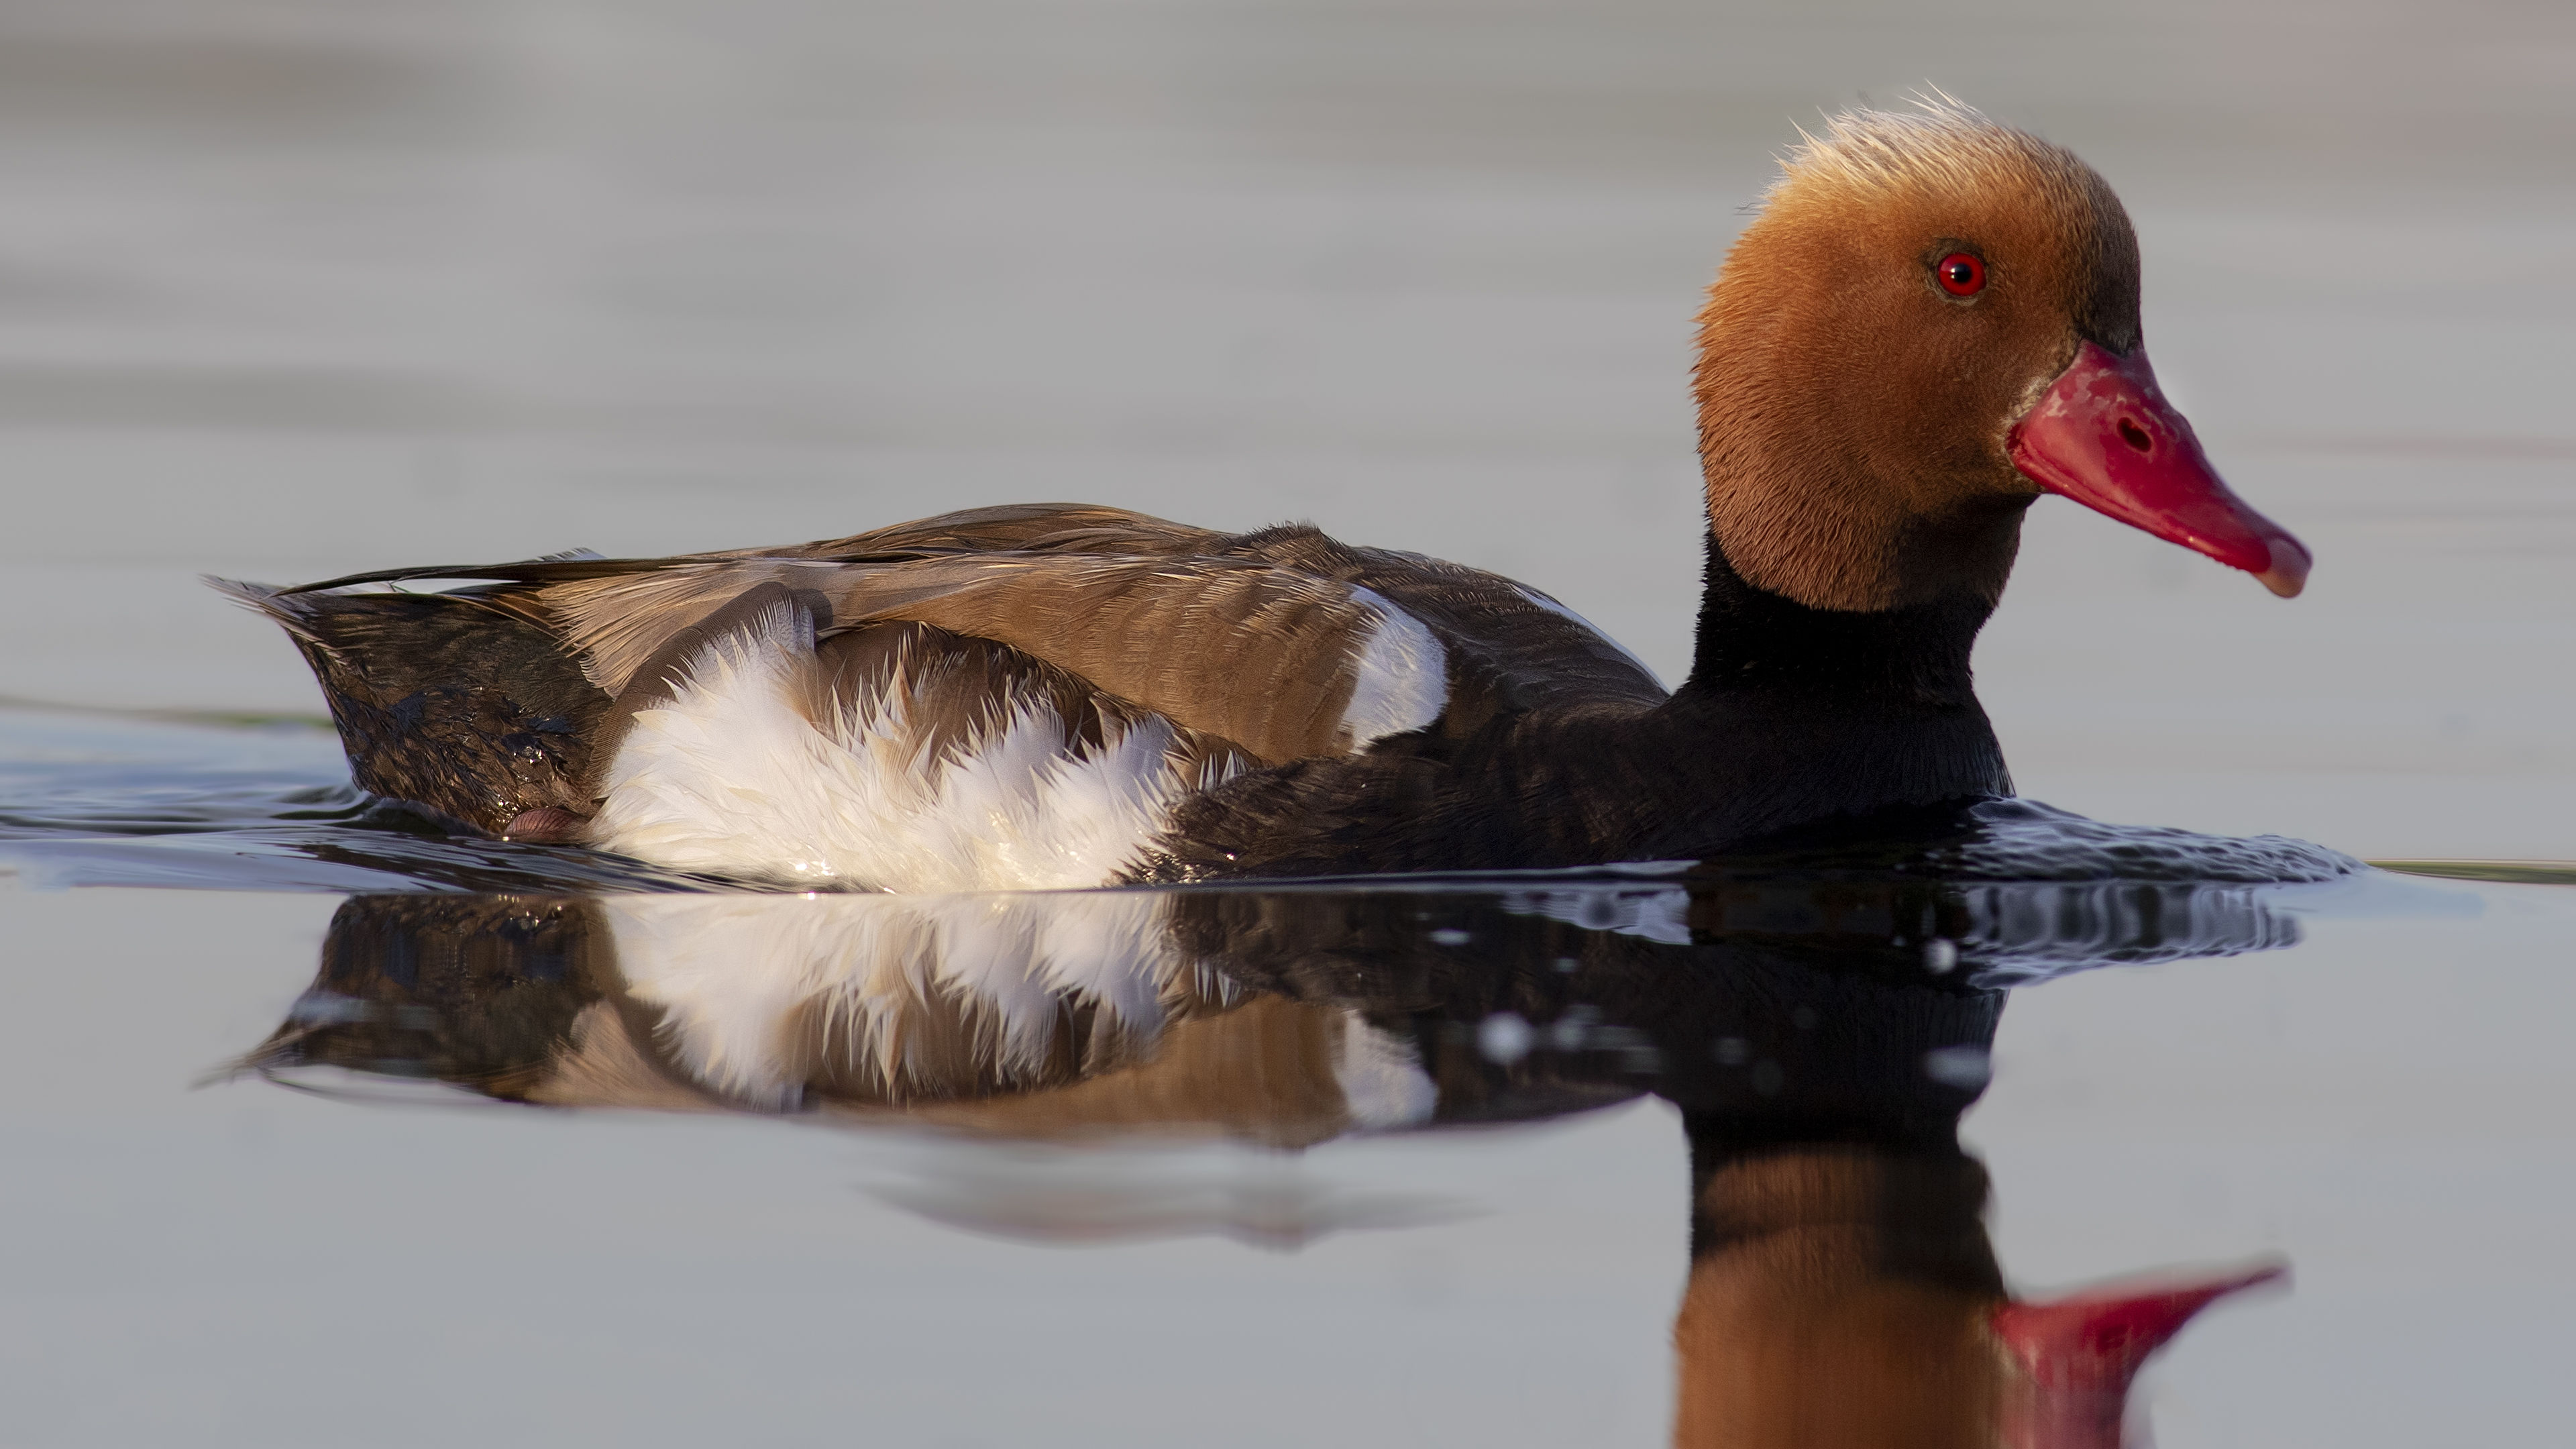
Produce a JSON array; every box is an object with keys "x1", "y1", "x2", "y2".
[
  {"x1": 603, "y1": 892, "x2": 1439, "y2": 1138},
  {"x1": 1511, "y1": 584, "x2": 1662, "y2": 686},
  {"x1": 587, "y1": 600, "x2": 1222, "y2": 892},
  {"x1": 602, "y1": 892, "x2": 1206, "y2": 1110},
  {"x1": 1338, "y1": 586, "x2": 1448, "y2": 748},
  {"x1": 1332, "y1": 1012, "x2": 1440, "y2": 1130}
]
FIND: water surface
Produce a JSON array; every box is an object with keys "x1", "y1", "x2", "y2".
[{"x1": 5, "y1": 704, "x2": 2570, "y2": 1446}]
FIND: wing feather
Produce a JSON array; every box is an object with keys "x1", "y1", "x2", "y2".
[
  {"x1": 251, "y1": 504, "x2": 1666, "y2": 796},
  {"x1": 547, "y1": 553, "x2": 1383, "y2": 764}
]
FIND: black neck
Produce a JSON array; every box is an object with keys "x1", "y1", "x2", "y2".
[
  {"x1": 1684, "y1": 1122, "x2": 2002, "y2": 1291},
  {"x1": 1603, "y1": 537, "x2": 2010, "y2": 855},
  {"x1": 1682, "y1": 537, "x2": 1994, "y2": 706}
]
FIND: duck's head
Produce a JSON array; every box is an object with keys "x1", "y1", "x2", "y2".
[{"x1": 1695, "y1": 102, "x2": 2310, "y2": 612}]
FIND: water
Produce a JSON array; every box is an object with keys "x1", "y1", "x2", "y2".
[
  {"x1": 2, "y1": 1, "x2": 2572, "y2": 1444},
  {"x1": 4, "y1": 704, "x2": 2567, "y2": 1446}
]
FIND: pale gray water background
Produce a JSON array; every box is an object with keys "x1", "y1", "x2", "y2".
[{"x1": 0, "y1": 1, "x2": 2571, "y2": 1444}]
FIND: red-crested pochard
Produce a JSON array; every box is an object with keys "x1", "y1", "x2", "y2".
[{"x1": 221, "y1": 101, "x2": 2309, "y2": 888}]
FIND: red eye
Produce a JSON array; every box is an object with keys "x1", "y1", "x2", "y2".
[{"x1": 1935, "y1": 252, "x2": 1986, "y2": 297}]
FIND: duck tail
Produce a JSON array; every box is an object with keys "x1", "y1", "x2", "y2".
[
  {"x1": 206, "y1": 575, "x2": 329, "y2": 648},
  {"x1": 204, "y1": 576, "x2": 610, "y2": 836}
]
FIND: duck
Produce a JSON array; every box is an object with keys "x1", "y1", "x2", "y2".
[{"x1": 219, "y1": 100, "x2": 2310, "y2": 890}]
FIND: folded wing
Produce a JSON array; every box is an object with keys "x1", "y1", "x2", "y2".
[{"x1": 222, "y1": 504, "x2": 1666, "y2": 852}]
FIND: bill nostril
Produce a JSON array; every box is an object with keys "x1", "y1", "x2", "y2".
[{"x1": 2116, "y1": 418, "x2": 2153, "y2": 453}]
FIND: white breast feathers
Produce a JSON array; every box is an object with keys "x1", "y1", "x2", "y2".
[{"x1": 587, "y1": 598, "x2": 1238, "y2": 892}]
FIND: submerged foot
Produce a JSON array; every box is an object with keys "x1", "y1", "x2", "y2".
[{"x1": 500, "y1": 807, "x2": 588, "y2": 843}]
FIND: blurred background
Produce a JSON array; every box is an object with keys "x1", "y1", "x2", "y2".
[{"x1": 0, "y1": 0, "x2": 2568, "y2": 858}]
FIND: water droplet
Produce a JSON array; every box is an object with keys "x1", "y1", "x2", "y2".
[
  {"x1": 1477, "y1": 1012, "x2": 1534, "y2": 1065},
  {"x1": 1923, "y1": 1044, "x2": 1992, "y2": 1089},
  {"x1": 1429, "y1": 928, "x2": 1472, "y2": 947},
  {"x1": 1924, "y1": 938, "x2": 1960, "y2": 974}
]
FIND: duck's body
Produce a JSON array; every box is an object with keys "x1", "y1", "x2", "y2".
[
  {"x1": 1144, "y1": 541, "x2": 2011, "y2": 878},
  {"x1": 231, "y1": 503, "x2": 1999, "y2": 883},
  {"x1": 225, "y1": 103, "x2": 2307, "y2": 889}
]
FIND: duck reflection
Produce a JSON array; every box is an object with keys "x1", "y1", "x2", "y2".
[
  {"x1": 260, "y1": 890, "x2": 1420, "y2": 1141},
  {"x1": 246, "y1": 871, "x2": 2291, "y2": 1134},
  {"x1": 1674, "y1": 1134, "x2": 2279, "y2": 1449},
  {"x1": 240, "y1": 872, "x2": 2296, "y2": 1446}
]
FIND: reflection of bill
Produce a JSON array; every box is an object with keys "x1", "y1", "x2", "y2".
[
  {"x1": 1676, "y1": 1142, "x2": 2282, "y2": 1449},
  {"x1": 235, "y1": 877, "x2": 2299, "y2": 1446}
]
